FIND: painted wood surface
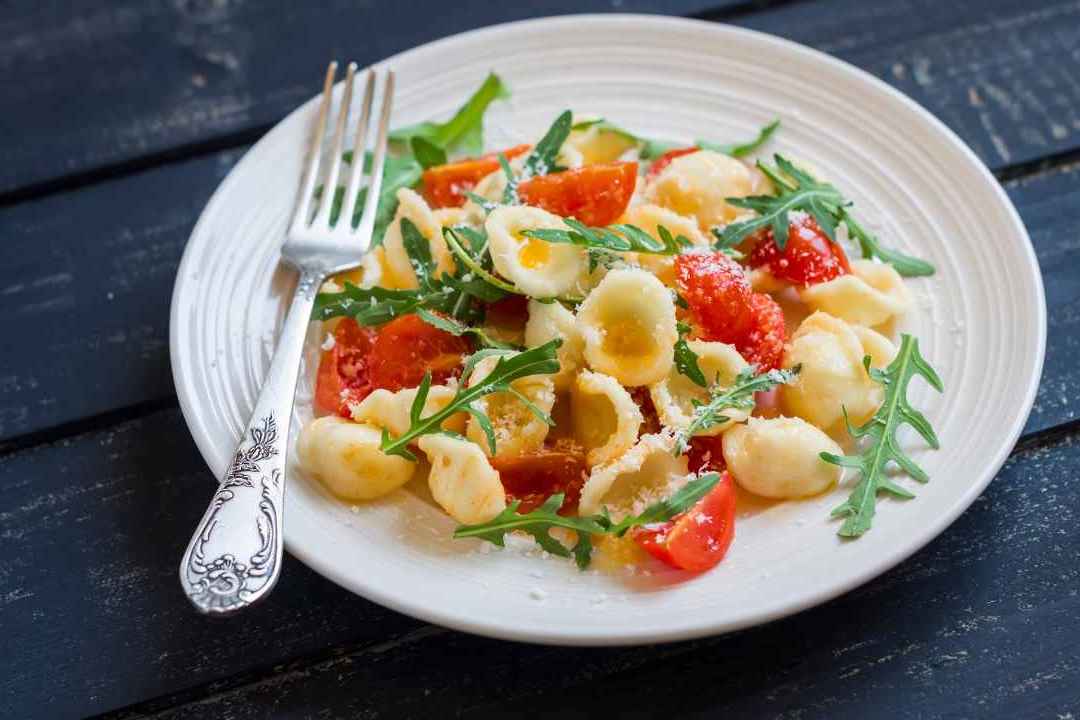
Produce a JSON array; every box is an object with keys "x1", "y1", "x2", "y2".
[
  {"x1": 3, "y1": 0, "x2": 1079, "y2": 196},
  {"x1": 0, "y1": 1, "x2": 1077, "y2": 718}
]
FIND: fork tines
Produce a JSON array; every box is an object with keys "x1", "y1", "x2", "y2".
[{"x1": 292, "y1": 61, "x2": 394, "y2": 244}]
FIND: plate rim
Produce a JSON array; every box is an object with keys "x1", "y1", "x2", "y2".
[{"x1": 170, "y1": 13, "x2": 1047, "y2": 646}]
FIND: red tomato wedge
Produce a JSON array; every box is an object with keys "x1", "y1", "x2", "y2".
[
  {"x1": 422, "y1": 144, "x2": 532, "y2": 208},
  {"x1": 735, "y1": 292, "x2": 786, "y2": 372},
  {"x1": 314, "y1": 318, "x2": 378, "y2": 417},
  {"x1": 674, "y1": 251, "x2": 755, "y2": 344},
  {"x1": 367, "y1": 314, "x2": 470, "y2": 392},
  {"x1": 634, "y1": 471, "x2": 737, "y2": 572},
  {"x1": 645, "y1": 147, "x2": 699, "y2": 181},
  {"x1": 491, "y1": 446, "x2": 589, "y2": 514},
  {"x1": 748, "y1": 214, "x2": 851, "y2": 286},
  {"x1": 517, "y1": 162, "x2": 637, "y2": 227}
]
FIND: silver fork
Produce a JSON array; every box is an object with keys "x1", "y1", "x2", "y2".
[{"x1": 179, "y1": 62, "x2": 394, "y2": 615}]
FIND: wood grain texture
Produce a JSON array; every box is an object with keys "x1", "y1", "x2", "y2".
[
  {"x1": 1, "y1": 150, "x2": 1074, "y2": 444},
  {"x1": 0, "y1": 0, "x2": 732, "y2": 196},
  {"x1": 2, "y1": 407, "x2": 1075, "y2": 718},
  {"x1": 3, "y1": 0, "x2": 1078, "y2": 197},
  {"x1": 741, "y1": 0, "x2": 1080, "y2": 170}
]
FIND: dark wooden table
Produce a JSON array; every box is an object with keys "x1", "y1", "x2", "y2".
[{"x1": 2, "y1": 1, "x2": 1079, "y2": 717}]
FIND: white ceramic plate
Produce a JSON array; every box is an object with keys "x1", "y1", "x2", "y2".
[{"x1": 171, "y1": 15, "x2": 1045, "y2": 645}]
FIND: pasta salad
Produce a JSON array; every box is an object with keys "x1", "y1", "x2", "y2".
[{"x1": 298, "y1": 73, "x2": 942, "y2": 574}]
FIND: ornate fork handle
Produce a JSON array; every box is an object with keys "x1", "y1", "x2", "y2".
[{"x1": 179, "y1": 269, "x2": 322, "y2": 614}]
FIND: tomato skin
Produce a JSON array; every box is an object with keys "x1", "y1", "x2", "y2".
[
  {"x1": 517, "y1": 162, "x2": 638, "y2": 227},
  {"x1": 736, "y1": 292, "x2": 786, "y2": 372},
  {"x1": 634, "y1": 471, "x2": 736, "y2": 572},
  {"x1": 674, "y1": 252, "x2": 754, "y2": 344},
  {"x1": 646, "y1": 147, "x2": 699, "y2": 181},
  {"x1": 422, "y1": 144, "x2": 531, "y2": 208},
  {"x1": 367, "y1": 314, "x2": 470, "y2": 392},
  {"x1": 748, "y1": 214, "x2": 851, "y2": 286},
  {"x1": 314, "y1": 319, "x2": 378, "y2": 417},
  {"x1": 686, "y1": 435, "x2": 726, "y2": 474},
  {"x1": 491, "y1": 446, "x2": 589, "y2": 515}
]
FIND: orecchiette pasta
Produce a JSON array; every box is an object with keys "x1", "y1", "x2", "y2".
[
  {"x1": 722, "y1": 416, "x2": 842, "y2": 499},
  {"x1": 465, "y1": 354, "x2": 557, "y2": 457},
  {"x1": 350, "y1": 384, "x2": 466, "y2": 437},
  {"x1": 645, "y1": 150, "x2": 753, "y2": 229},
  {"x1": 486, "y1": 205, "x2": 590, "y2": 298},
  {"x1": 799, "y1": 259, "x2": 912, "y2": 327},
  {"x1": 571, "y1": 370, "x2": 644, "y2": 466},
  {"x1": 649, "y1": 341, "x2": 749, "y2": 435},
  {"x1": 578, "y1": 432, "x2": 690, "y2": 518},
  {"x1": 462, "y1": 155, "x2": 527, "y2": 223},
  {"x1": 619, "y1": 204, "x2": 710, "y2": 285},
  {"x1": 296, "y1": 417, "x2": 415, "y2": 501},
  {"x1": 418, "y1": 434, "x2": 506, "y2": 524},
  {"x1": 524, "y1": 299, "x2": 585, "y2": 391},
  {"x1": 779, "y1": 312, "x2": 895, "y2": 433},
  {"x1": 576, "y1": 268, "x2": 678, "y2": 386},
  {"x1": 565, "y1": 121, "x2": 639, "y2": 165},
  {"x1": 381, "y1": 188, "x2": 457, "y2": 289}
]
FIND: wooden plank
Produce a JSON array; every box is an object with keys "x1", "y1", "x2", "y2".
[
  {"x1": 3, "y1": 409, "x2": 1073, "y2": 718},
  {"x1": 740, "y1": 0, "x2": 1080, "y2": 171},
  {"x1": 0, "y1": 0, "x2": 731, "y2": 196},
  {"x1": 0, "y1": 409, "x2": 424, "y2": 719},
  {"x1": 2, "y1": 150, "x2": 1076, "y2": 444},
  {"x1": 4, "y1": 0, "x2": 1080, "y2": 195}
]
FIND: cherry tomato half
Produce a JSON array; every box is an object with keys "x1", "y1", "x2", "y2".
[
  {"x1": 634, "y1": 471, "x2": 736, "y2": 572},
  {"x1": 314, "y1": 318, "x2": 378, "y2": 417},
  {"x1": 517, "y1": 162, "x2": 637, "y2": 227}
]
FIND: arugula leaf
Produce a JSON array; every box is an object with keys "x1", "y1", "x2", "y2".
[
  {"x1": 697, "y1": 119, "x2": 780, "y2": 158},
  {"x1": 822, "y1": 334, "x2": 943, "y2": 537},
  {"x1": 453, "y1": 472, "x2": 723, "y2": 568},
  {"x1": 400, "y1": 218, "x2": 435, "y2": 285},
  {"x1": 522, "y1": 110, "x2": 573, "y2": 179},
  {"x1": 379, "y1": 340, "x2": 562, "y2": 459},
  {"x1": 717, "y1": 155, "x2": 844, "y2": 251},
  {"x1": 443, "y1": 226, "x2": 523, "y2": 296},
  {"x1": 674, "y1": 322, "x2": 708, "y2": 388},
  {"x1": 522, "y1": 218, "x2": 691, "y2": 256},
  {"x1": 674, "y1": 366, "x2": 801, "y2": 454},
  {"x1": 607, "y1": 472, "x2": 722, "y2": 537},
  {"x1": 454, "y1": 494, "x2": 610, "y2": 568},
  {"x1": 716, "y1": 154, "x2": 934, "y2": 276},
  {"x1": 415, "y1": 308, "x2": 522, "y2": 350},
  {"x1": 410, "y1": 136, "x2": 448, "y2": 169},
  {"x1": 838, "y1": 208, "x2": 936, "y2": 278},
  {"x1": 498, "y1": 152, "x2": 519, "y2": 205},
  {"x1": 389, "y1": 72, "x2": 509, "y2": 155}
]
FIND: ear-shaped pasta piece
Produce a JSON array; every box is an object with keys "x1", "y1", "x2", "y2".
[
  {"x1": 644, "y1": 150, "x2": 753, "y2": 229},
  {"x1": 462, "y1": 155, "x2": 528, "y2": 223},
  {"x1": 350, "y1": 384, "x2": 466, "y2": 437},
  {"x1": 296, "y1": 417, "x2": 415, "y2": 501},
  {"x1": 799, "y1": 259, "x2": 912, "y2": 327},
  {"x1": 571, "y1": 370, "x2": 644, "y2": 466},
  {"x1": 722, "y1": 416, "x2": 842, "y2": 499},
  {"x1": 649, "y1": 341, "x2": 749, "y2": 435},
  {"x1": 524, "y1": 299, "x2": 585, "y2": 391},
  {"x1": 418, "y1": 434, "x2": 506, "y2": 524},
  {"x1": 577, "y1": 268, "x2": 678, "y2": 386},
  {"x1": 486, "y1": 206, "x2": 590, "y2": 298},
  {"x1": 618, "y1": 204, "x2": 710, "y2": 285},
  {"x1": 850, "y1": 324, "x2": 898, "y2": 369},
  {"x1": 779, "y1": 312, "x2": 892, "y2": 433},
  {"x1": 465, "y1": 354, "x2": 557, "y2": 457},
  {"x1": 380, "y1": 188, "x2": 457, "y2": 290},
  {"x1": 578, "y1": 432, "x2": 691, "y2": 518},
  {"x1": 566, "y1": 121, "x2": 639, "y2": 165}
]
